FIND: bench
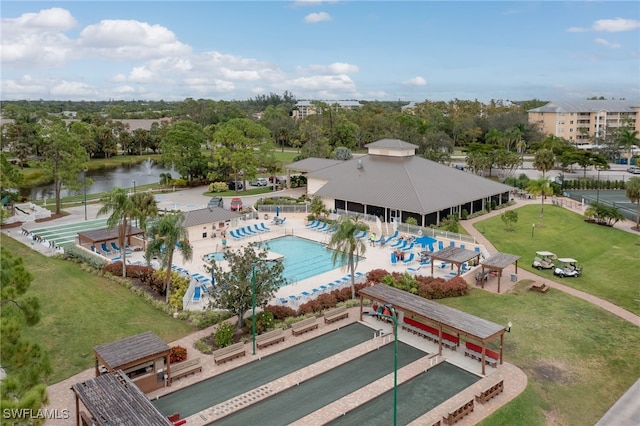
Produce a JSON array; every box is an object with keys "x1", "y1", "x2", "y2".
[
  {"x1": 291, "y1": 317, "x2": 319, "y2": 336},
  {"x1": 256, "y1": 328, "x2": 285, "y2": 349},
  {"x1": 213, "y1": 342, "x2": 246, "y2": 365},
  {"x1": 169, "y1": 357, "x2": 202, "y2": 383},
  {"x1": 475, "y1": 380, "x2": 504, "y2": 404},
  {"x1": 324, "y1": 306, "x2": 349, "y2": 324},
  {"x1": 442, "y1": 332, "x2": 459, "y2": 351},
  {"x1": 464, "y1": 342, "x2": 499, "y2": 367},
  {"x1": 442, "y1": 399, "x2": 474, "y2": 425},
  {"x1": 528, "y1": 282, "x2": 549, "y2": 293},
  {"x1": 402, "y1": 317, "x2": 439, "y2": 342}
]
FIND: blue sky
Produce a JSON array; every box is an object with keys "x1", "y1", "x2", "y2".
[{"x1": 1, "y1": 1, "x2": 639, "y2": 102}]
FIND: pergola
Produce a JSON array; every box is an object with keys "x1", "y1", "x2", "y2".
[
  {"x1": 428, "y1": 246, "x2": 481, "y2": 277},
  {"x1": 71, "y1": 370, "x2": 172, "y2": 426},
  {"x1": 359, "y1": 285, "x2": 506, "y2": 375},
  {"x1": 479, "y1": 252, "x2": 521, "y2": 293},
  {"x1": 77, "y1": 226, "x2": 144, "y2": 249},
  {"x1": 93, "y1": 331, "x2": 171, "y2": 394}
]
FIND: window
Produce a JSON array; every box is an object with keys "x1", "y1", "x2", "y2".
[{"x1": 202, "y1": 232, "x2": 207, "y2": 238}]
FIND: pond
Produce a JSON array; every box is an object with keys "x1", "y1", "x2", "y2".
[{"x1": 20, "y1": 159, "x2": 179, "y2": 200}]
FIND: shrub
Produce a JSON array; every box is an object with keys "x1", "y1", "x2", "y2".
[
  {"x1": 169, "y1": 345, "x2": 187, "y2": 363},
  {"x1": 193, "y1": 338, "x2": 213, "y2": 355},
  {"x1": 64, "y1": 246, "x2": 108, "y2": 269},
  {"x1": 214, "y1": 322, "x2": 235, "y2": 348},
  {"x1": 265, "y1": 304, "x2": 298, "y2": 320},
  {"x1": 246, "y1": 310, "x2": 275, "y2": 334},
  {"x1": 366, "y1": 269, "x2": 391, "y2": 283},
  {"x1": 209, "y1": 182, "x2": 228, "y2": 193}
]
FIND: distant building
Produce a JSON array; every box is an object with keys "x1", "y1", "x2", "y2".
[
  {"x1": 528, "y1": 100, "x2": 640, "y2": 145},
  {"x1": 291, "y1": 100, "x2": 363, "y2": 119},
  {"x1": 401, "y1": 101, "x2": 418, "y2": 114}
]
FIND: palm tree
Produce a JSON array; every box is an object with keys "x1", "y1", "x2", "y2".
[
  {"x1": 131, "y1": 191, "x2": 158, "y2": 232},
  {"x1": 145, "y1": 212, "x2": 193, "y2": 303},
  {"x1": 526, "y1": 178, "x2": 554, "y2": 219},
  {"x1": 327, "y1": 215, "x2": 369, "y2": 299},
  {"x1": 533, "y1": 148, "x2": 555, "y2": 178},
  {"x1": 625, "y1": 177, "x2": 640, "y2": 231},
  {"x1": 97, "y1": 188, "x2": 136, "y2": 277},
  {"x1": 618, "y1": 128, "x2": 639, "y2": 165}
]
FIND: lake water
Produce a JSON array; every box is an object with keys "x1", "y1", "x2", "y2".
[{"x1": 20, "y1": 160, "x2": 179, "y2": 200}]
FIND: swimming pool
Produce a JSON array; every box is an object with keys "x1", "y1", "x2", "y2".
[
  {"x1": 203, "y1": 252, "x2": 225, "y2": 262},
  {"x1": 262, "y1": 236, "x2": 356, "y2": 285}
]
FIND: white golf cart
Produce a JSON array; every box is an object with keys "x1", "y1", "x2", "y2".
[
  {"x1": 532, "y1": 251, "x2": 557, "y2": 270},
  {"x1": 553, "y1": 258, "x2": 582, "y2": 278}
]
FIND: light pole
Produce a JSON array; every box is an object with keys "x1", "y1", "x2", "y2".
[
  {"x1": 531, "y1": 224, "x2": 535, "y2": 239},
  {"x1": 83, "y1": 170, "x2": 87, "y2": 221},
  {"x1": 596, "y1": 168, "x2": 600, "y2": 203},
  {"x1": 132, "y1": 180, "x2": 136, "y2": 194},
  {"x1": 379, "y1": 307, "x2": 398, "y2": 426},
  {"x1": 251, "y1": 263, "x2": 256, "y2": 356}
]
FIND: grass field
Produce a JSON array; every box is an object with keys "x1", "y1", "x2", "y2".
[
  {"x1": 474, "y1": 204, "x2": 640, "y2": 315},
  {"x1": 0, "y1": 235, "x2": 194, "y2": 384}
]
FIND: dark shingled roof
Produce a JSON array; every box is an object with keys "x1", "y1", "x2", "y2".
[
  {"x1": 481, "y1": 253, "x2": 521, "y2": 270},
  {"x1": 360, "y1": 284, "x2": 505, "y2": 340},
  {"x1": 429, "y1": 246, "x2": 480, "y2": 264},
  {"x1": 71, "y1": 371, "x2": 172, "y2": 426},
  {"x1": 94, "y1": 331, "x2": 170, "y2": 369},
  {"x1": 365, "y1": 139, "x2": 419, "y2": 149},
  {"x1": 78, "y1": 226, "x2": 144, "y2": 243},
  {"x1": 286, "y1": 157, "x2": 344, "y2": 173},
  {"x1": 307, "y1": 154, "x2": 512, "y2": 214},
  {"x1": 183, "y1": 207, "x2": 241, "y2": 228}
]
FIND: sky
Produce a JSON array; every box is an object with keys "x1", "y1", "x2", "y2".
[{"x1": 1, "y1": 1, "x2": 639, "y2": 103}]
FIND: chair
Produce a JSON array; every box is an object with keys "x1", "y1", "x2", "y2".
[
  {"x1": 278, "y1": 217, "x2": 286, "y2": 225},
  {"x1": 450, "y1": 241, "x2": 455, "y2": 247},
  {"x1": 460, "y1": 244, "x2": 466, "y2": 250},
  {"x1": 438, "y1": 241, "x2": 444, "y2": 250},
  {"x1": 390, "y1": 252, "x2": 398, "y2": 266},
  {"x1": 193, "y1": 286, "x2": 201, "y2": 302},
  {"x1": 404, "y1": 242, "x2": 415, "y2": 251},
  {"x1": 374, "y1": 234, "x2": 384, "y2": 244},
  {"x1": 288, "y1": 295, "x2": 299, "y2": 303},
  {"x1": 229, "y1": 230, "x2": 241, "y2": 240},
  {"x1": 260, "y1": 223, "x2": 271, "y2": 232},
  {"x1": 253, "y1": 224, "x2": 264, "y2": 233},
  {"x1": 246, "y1": 226, "x2": 258, "y2": 235},
  {"x1": 306, "y1": 220, "x2": 319, "y2": 228},
  {"x1": 100, "y1": 242, "x2": 112, "y2": 254},
  {"x1": 301, "y1": 291, "x2": 312, "y2": 298},
  {"x1": 407, "y1": 265, "x2": 421, "y2": 273},
  {"x1": 319, "y1": 285, "x2": 328, "y2": 292},
  {"x1": 314, "y1": 222, "x2": 327, "y2": 232},
  {"x1": 279, "y1": 297, "x2": 288, "y2": 304},
  {"x1": 402, "y1": 253, "x2": 415, "y2": 264},
  {"x1": 110, "y1": 242, "x2": 120, "y2": 252},
  {"x1": 384, "y1": 230, "x2": 399, "y2": 244},
  {"x1": 391, "y1": 239, "x2": 404, "y2": 248}
]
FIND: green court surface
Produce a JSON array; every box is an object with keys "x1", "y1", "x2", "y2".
[
  {"x1": 27, "y1": 218, "x2": 108, "y2": 247},
  {"x1": 213, "y1": 341, "x2": 426, "y2": 426},
  {"x1": 328, "y1": 362, "x2": 480, "y2": 426},
  {"x1": 565, "y1": 190, "x2": 636, "y2": 220},
  {"x1": 153, "y1": 323, "x2": 376, "y2": 418}
]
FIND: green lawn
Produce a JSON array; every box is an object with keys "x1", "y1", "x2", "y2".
[
  {"x1": 475, "y1": 204, "x2": 640, "y2": 315},
  {"x1": 1, "y1": 236, "x2": 194, "y2": 384}
]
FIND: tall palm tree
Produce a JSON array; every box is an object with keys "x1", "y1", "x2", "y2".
[
  {"x1": 145, "y1": 212, "x2": 193, "y2": 304},
  {"x1": 97, "y1": 188, "x2": 136, "y2": 277},
  {"x1": 131, "y1": 191, "x2": 158, "y2": 232},
  {"x1": 533, "y1": 148, "x2": 555, "y2": 178},
  {"x1": 327, "y1": 215, "x2": 369, "y2": 299},
  {"x1": 618, "y1": 128, "x2": 639, "y2": 165},
  {"x1": 625, "y1": 177, "x2": 640, "y2": 231},
  {"x1": 526, "y1": 178, "x2": 554, "y2": 219}
]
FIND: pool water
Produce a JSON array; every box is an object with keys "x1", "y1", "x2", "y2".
[
  {"x1": 262, "y1": 236, "x2": 356, "y2": 285},
  {"x1": 203, "y1": 252, "x2": 225, "y2": 262}
]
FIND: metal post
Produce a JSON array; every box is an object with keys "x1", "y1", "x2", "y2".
[
  {"x1": 251, "y1": 263, "x2": 256, "y2": 355},
  {"x1": 133, "y1": 180, "x2": 136, "y2": 194},
  {"x1": 531, "y1": 224, "x2": 535, "y2": 239},
  {"x1": 83, "y1": 170, "x2": 87, "y2": 221},
  {"x1": 596, "y1": 169, "x2": 600, "y2": 203},
  {"x1": 380, "y1": 309, "x2": 398, "y2": 426}
]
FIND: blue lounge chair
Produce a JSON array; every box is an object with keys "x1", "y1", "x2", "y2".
[
  {"x1": 314, "y1": 222, "x2": 327, "y2": 232},
  {"x1": 259, "y1": 222, "x2": 271, "y2": 232},
  {"x1": 229, "y1": 230, "x2": 241, "y2": 240},
  {"x1": 407, "y1": 265, "x2": 421, "y2": 273},
  {"x1": 475, "y1": 247, "x2": 481, "y2": 253},
  {"x1": 460, "y1": 244, "x2": 466, "y2": 250},
  {"x1": 245, "y1": 226, "x2": 258, "y2": 235},
  {"x1": 301, "y1": 291, "x2": 311, "y2": 298},
  {"x1": 110, "y1": 242, "x2": 120, "y2": 252},
  {"x1": 438, "y1": 241, "x2": 444, "y2": 250},
  {"x1": 319, "y1": 285, "x2": 328, "y2": 292},
  {"x1": 374, "y1": 234, "x2": 384, "y2": 244},
  {"x1": 391, "y1": 239, "x2": 404, "y2": 248},
  {"x1": 402, "y1": 253, "x2": 415, "y2": 264},
  {"x1": 450, "y1": 241, "x2": 455, "y2": 247},
  {"x1": 279, "y1": 297, "x2": 288, "y2": 304},
  {"x1": 306, "y1": 220, "x2": 319, "y2": 228},
  {"x1": 390, "y1": 252, "x2": 398, "y2": 266},
  {"x1": 253, "y1": 224, "x2": 264, "y2": 233},
  {"x1": 193, "y1": 286, "x2": 201, "y2": 302},
  {"x1": 278, "y1": 217, "x2": 286, "y2": 225},
  {"x1": 100, "y1": 242, "x2": 112, "y2": 254},
  {"x1": 384, "y1": 230, "x2": 399, "y2": 244},
  {"x1": 288, "y1": 295, "x2": 299, "y2": 303}
]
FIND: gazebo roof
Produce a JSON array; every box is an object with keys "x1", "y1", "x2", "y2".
[
  {"x1": 78, "y1": 226, "x2": 144, "y2": 244},
  {"x1": 359, "y1": 285, "x2": 505, "y2": 340},
  {"x1": 429, "y1": 246, "x2": 480, "y2": 264},
  {"x1": 481, "y1": 253, "x2": 521, "y2": 270},
  {"x1": 71, "y1": 370, "x2": 172, "y2": 426},
  {"x1": 94, "y1": 331, "x2": 170, "y2": 369}
]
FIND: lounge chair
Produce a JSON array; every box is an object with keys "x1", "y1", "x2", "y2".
[
  {"x1": 319, "y1": 285, "x2": 328, "y2": 292},
  {"x1": 374, "y1": 234, "x2": 384, "y2": 244},
  {"x1": 246, "y1": 226, "x2": 258, "y2": 235},
  {"x1": 402, "y1": 253, "x2": 415, "y2": 264},
  {"x1": 110, "y1": 242, "x2": 120, "y2": 252},
  {"x1": 407, "y1": 265, "x2": 421, "y2": 273},
  {"x1": 100, "y1": 242, "x2": 112, "y2": 254},
  {"x1": 301, "y1": 291, "x2": 311, "y2": 298},
  {"x1": 384, "y1": 230, "x2": 399, "y2": 244},
  {"x1": 306, "y1": 220, "x2": 319, "y2": 228},
  {"x1": 460, "y1": 244, "x2": 465, "y2": 250},
  {"x1": 259, "y1": 222, "x2": 271, "y2": 232},
  {"x1": 314, "y1": 222, "x2": 327, "y2": 232},
  {"x1": 252, "y1": 224, "x2": 264, "y2": 233},
  {"x1": 391, "y1": 239, "x2": 404, "y2": 248},
  {"x1": 404, "y1": 242, "x2": 415, "y2": 251},
  {"x1": 449, "y1": 241, "x2": 455, "y2": 247},
  {"x1": 438, "y1": 241, "x2": 444, "y2": 250},
  {"x1": 193, "y1": 286, "x2": 201, "y2": 302},
  {"x1": 390, "y1": 252, "x2": 398, "y2": 266},
  {"x1": 278, "y1": 217, "x2": 286, "y2": 225},
  {"x1": 288, "y1": 295, "x2": 299, "y2": 303},
  {"x1": 279, "y1": 297, "x2": 288, "y2": 304}
]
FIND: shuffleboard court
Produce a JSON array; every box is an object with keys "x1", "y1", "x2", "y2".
[
  {"x1": 328, "y1": 361, "x2": 480, "y2": 425},
  {"x1": 27, "y1": 218, "x2": 109, "y2": 247},
  {"x1": 213, "y1": 341, "x2": 426, "y2": 426},
  {"x1": 153, "y1": 323, "x2": 375, "y2": 418}
]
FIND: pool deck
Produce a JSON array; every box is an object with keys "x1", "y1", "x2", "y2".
[{"x1": 42, "y1": 307, "x2": 527, "y2": 426}]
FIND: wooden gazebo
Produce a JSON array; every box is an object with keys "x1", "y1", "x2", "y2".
[
  {"x1": 428, "y1": 246, "x2": 481, "y2": 277},
  {"x1": 71, "y1": 370, "x2": 172, "y2": 426},
  {"x1": 479, "y1": 252, "x2": 521, "y2": 293},
  {"x1": 77, "y1": 226, "x2": 145, "y2": 251},
  {"x1": 359, "y1": 285, "x2": 506, "y2": 375},
  {"x1": 93, "y1": 331, "x2": 171, "y2": 393}
]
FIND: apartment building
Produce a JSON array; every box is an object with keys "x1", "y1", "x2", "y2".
[
  {"x1": 528, "y1": 100, "x2": 640, "y2": 145},
  {"x1": 291, "y1": 100, "x2": 363, "y2": 119}
]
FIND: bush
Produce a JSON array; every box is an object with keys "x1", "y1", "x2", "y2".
[
  {"x1": 265, "y1": 304, "x2": 298, "y2": 320},
  {"x1": 169, "y1": 345, "x2": 187, "y2": 363},
  {"x1": 214, "y1": 322, "x2": 235, "y2": 348},
  {"x1": 209, "y1": 182, "x2": 228, "y2": 193},
  {"x1": 63, "y1": 246, "x2": 108, "y2": 269},
  {"x1": 193, "y1": 338, "x2": 213, "y2": 355},
  {"x1": 246, "y1": 310, "x2": 275, "y2": 334}
]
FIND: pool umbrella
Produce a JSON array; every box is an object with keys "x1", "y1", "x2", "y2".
[
  {"x1": 276, "y1": 206, "x2": 280, "y2": 217},
  {"x1": 415, "y1": 235, "x2": 437, "y2": 249}
]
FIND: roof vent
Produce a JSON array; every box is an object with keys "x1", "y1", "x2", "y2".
[{"x1": 357, "y1": 160, "x2": 363, "y2": 169}]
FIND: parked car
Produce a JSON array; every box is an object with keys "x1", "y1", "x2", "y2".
[
  {"x1": 208, "y1": 197, "x2": 223, "y2": 208},
  {"x1": 230, "y1": 197, "x2": 243, "y2": 211},
  {"x1": 532, "y1": 251, "x2": 556, "y2": 270},
  {"x1": 627, "y1": 166, "x2": 640, "y2": 174},
  {"x1": 250, "y1": 177, "x2": 268, "y2": 187},
  {"x1": 268, "y1": 176, "x2": 285, "y2": 184},
  {"x1": 553, "y1": 258, "x2": 582, "y2": 278},
  {"x1": 228, "y1": 181, "x2": 244, "y2": 190}
]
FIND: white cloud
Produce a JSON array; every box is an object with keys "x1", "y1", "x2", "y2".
[
  {"x1": 294, "y1": 1, "x2": 338, "y2": 7},
  {"x1": 304, "y1": 62, "x2": 359, "y2": 75},
  {"x1": 403, "y1": 76, "x2": 427, "y2": 86},
  {"x1": 594, "y1": 38, "x2": 621, "y2": 49},
  {"x1": 568, "y1": 17, "x2": 640, "y2": 33},
  {"x1": 129, "y1": 66, "x2": 156, "y2": 83},
  {"x1": 50, "y1": 80, "x2": 97, "y2": 97},
  {"x1": 304, "y1": 12, "x2": 331, "y2": 23},
  {"x1": 113, "y1": 85, "x2": 136, "y2": 94},
  {"x1": 0, "y1": 76, "x2": 47, "y2": 97}
]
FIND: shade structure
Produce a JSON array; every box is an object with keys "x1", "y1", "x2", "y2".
[{"x1": 415, "y1": 234, "x2": 437, "y2": 249}]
